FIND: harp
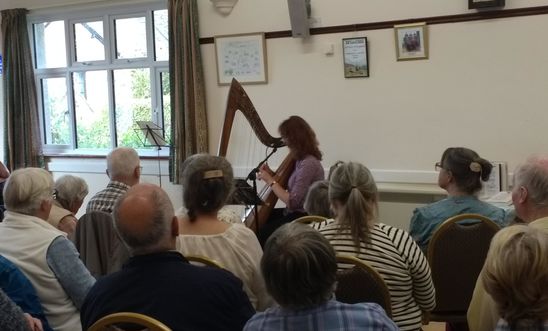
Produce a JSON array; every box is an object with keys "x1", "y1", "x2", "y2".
[{"x1": 218, "y1": 79, "x2": 295, "y2": 232}]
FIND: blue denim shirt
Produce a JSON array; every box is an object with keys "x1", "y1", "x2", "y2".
[
  {"x1": 409, "y1": 195, "x2": 508, "y2": 252},
  {"x1": 0, "y1": 255, "x2": 53, "y2": 331}
]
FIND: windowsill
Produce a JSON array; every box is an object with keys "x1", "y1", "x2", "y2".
[{"x1": 44, "y1": 147, "x2": 170, "y2": 159}]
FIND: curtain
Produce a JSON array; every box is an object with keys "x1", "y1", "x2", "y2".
[
  {"x1": 1, "y1": 9, "x2": 43, "y2": 170},
  {"x1": 168, "y1": 0, "x2": 208, "y2": 184}
]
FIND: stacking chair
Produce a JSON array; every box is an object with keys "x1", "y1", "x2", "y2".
[
  {"x1": 73, "y1": 211, "x2": 130, "y2": 278},
  {"x1": 87, "y1": 312, "x2": 171, "y2": 331},
  {"x1": 293, "y1": 215, "x2": 327, "y2": 225},
  {"x1": 335, "y1": 255, "x2": 392, "y2": 317},
  {"x1": 185, "y1": 255, "x2": 224, "y2": 269},
  {"x1": 427, "y1": 213, "x2": 500, "y2": 324}
]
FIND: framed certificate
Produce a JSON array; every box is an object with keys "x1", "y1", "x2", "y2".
[{"x1": 214, "y1": 33, "x2": 268, "y2": 85}]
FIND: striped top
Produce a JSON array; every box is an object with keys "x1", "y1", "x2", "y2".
[{"x1": 315, "y1": 219, "x2": 436, "y2": 331}]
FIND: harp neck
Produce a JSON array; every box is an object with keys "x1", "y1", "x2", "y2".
[{"x1": 218, "y1": 79, "x2": 284, "y2": 157}]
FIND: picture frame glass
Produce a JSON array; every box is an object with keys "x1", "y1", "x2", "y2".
[
  {"x1": 395, "y1": 24, "x2": 428, "y2": 61},
  {"x1": 214, "y1": 33, "x2": 267, "y2": 85},
  {"x1": 342, "y1": 37, "x2": 369, "y2": 78}
]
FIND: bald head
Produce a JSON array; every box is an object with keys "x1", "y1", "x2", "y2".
[
  {"x1": 512, "y1": 154, "x2": 548, "y2": 222},
  {"x1": 113, "y1": 183, "x2": 177, "y2": 255}
]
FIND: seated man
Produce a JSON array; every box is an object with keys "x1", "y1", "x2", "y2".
[
  {"x1": 0, "y1": 288, "x2": 42, "y2": 331},
  {"x1": 86, "y1": 147, "x2": 141, "y2": 213},
  {"x1": 244, "y1": 222, "x2": 398, "y2": 331},
  {"x1": 0, "y1": 168, "x2": 95, "y2": 331},
  {"x1": 0, "y1": 255, "x2": 52, "y2": 331},
  {"x1": 80, "y1": 183, "x2": 255, "y2": 330}
]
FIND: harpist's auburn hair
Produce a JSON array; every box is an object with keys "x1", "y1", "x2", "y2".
[{"x1": 278, "y1": 116, "x2": 322, "y2": 160}]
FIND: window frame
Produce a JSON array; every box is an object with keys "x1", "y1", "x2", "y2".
[{"x1": 28, "y1": 1, "x2": 169, "y2": 156}]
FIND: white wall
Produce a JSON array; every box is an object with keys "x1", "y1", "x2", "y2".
[{"x1": 2, "y1": 0, "x2": 544, "y2": 227}]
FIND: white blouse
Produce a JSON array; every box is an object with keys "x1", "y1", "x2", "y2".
[{"x1": 176, "y1": 224, "x2": 273, "y2": 311}]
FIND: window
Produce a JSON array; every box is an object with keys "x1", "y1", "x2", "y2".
[{"x1": 31, "y1": 5, "x2": 169, "y2": 153}]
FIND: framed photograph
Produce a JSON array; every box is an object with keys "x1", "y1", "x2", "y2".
[
  {"x1": 342, "y1": 37, "x2": 369, "y2": 78},
  {"x1": 214, "y1": 32, "x2": 267, "y2": 85},
  {"x1": 469, "y1": 0, "x2": 505, "y2": 9},
  {"x1": 394, "y1": 23, "x2": 428, "y2": 61}
]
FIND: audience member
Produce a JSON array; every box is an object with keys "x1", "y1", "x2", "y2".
[
  {"x1": 316, "y1": 161, "x2": 435, "y2": 331},
  {"x1": 256, "y1": 115, "x2": 325, "y2": 246},
  {"x1": 303, "y1": 180, "x2": 332, "y2": 218},
  {"x1": 0, "y1": 168, "x2": 95, "y2": 331},
  {"x1": 0, "y1": 255, "x2": 52, "y2": 331},
  {"x1": 482, "y1": 225, "x2": 548, "y2": 330},
  {"x1": 47, "y1": 175, "x2": 88, "y2": 237},
  {"x1": 0, "y1": 160, "x2": 10, "y2": 220},
  {"x1": 176, "y1": 154, "x2": 272, "y2": 310},
  {"x1": 86, "y1": 147, "x2": 140, "y2": 213},
  {"x1": 81, "y1": 183, "x2": 255, "y2": 330},
  {"x1": 468, "y1": 154, "x2": 548, "y2": 331},
  {"x1": 244, "y1": 222, "x2": 398, "y2": 331},
  {"x1": 410, "y1": 147, "x2": 507, "y2": 251},
  {"x1": 0, "y1": 288, "x2": 43, "y2": 331}
]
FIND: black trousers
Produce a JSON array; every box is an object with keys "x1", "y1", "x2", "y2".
[{"x1": 257, "y1": 208, "x2": 307, "y2": 247}]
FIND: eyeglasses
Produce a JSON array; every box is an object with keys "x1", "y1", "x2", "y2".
[{"x1": 434, "y1": 162, "x2": 443, "y2": 171}]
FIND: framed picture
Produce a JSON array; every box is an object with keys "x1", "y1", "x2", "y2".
[
  {"x1": 394, "y1": 23, "x2": 428, "y2": 61},
  {"x1": 214, "y1": 32, "x2": 268, "y2": 85},
  {"x1": 342, "y1": 37, "x2": 369, "y2": 78},
  {"x1": 469, "y1": 0, "x2": 505, "y2": 9}
]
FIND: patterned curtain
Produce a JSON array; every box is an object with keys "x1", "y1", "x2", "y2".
[
  {"x1": 168, "y1": 0, "x2": 208, "y2": 184},
  {"x1": 1, "y1": 9, "x2": 44, "y2": 170}
]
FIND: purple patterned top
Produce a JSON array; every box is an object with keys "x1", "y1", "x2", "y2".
[{"x1": 287, "y1": 155, "x2": 324, "y2": 212}]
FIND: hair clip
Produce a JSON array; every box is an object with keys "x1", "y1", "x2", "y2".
[
  {"x1": 469, "y1": 162, "x2": 482, "y2": 173},
  {"x1": 203, "y1": 170, "x2": 223, "y2": 179}
]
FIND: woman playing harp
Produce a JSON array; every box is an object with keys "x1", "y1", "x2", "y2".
[{"x1": 256, "y1": 116, "x2": 324, "y2": 246}]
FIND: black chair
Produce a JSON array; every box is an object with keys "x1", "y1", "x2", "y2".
[
  {"x1": 335, "y1": 255, "x2": 392, "y2": 317},
  {"x1": 427, "y1": 213, "x2": 500, "y2": 325},
  {"x1": 74, "y1": 211, "x2": 130, "y2": 278}
]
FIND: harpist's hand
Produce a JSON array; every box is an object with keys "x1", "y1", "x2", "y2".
[{"x1": 258, "y1": 164, "x2": 273, "y2": 183}]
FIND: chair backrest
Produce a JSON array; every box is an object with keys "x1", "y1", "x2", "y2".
[
  {"x1": 87, "y1": 312, "x2": 171, "y2": 331},
  {"x1": 293, "y1": 215, "x2": 327, "y2": 225},
  {"x1": 74, "y1": 211, "x2": 130, "y2": 278},
  {"x1": 185, "y1": 255, "x2": 224, "y2": 269},
  {"x1": 427, "y1": 213, "x2": 500, "y2": 315},
  {"x1": 335, "y1": 255, "x2": 392, "y2": 317}
]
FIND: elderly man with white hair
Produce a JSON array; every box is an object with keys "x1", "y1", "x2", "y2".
[
  {"x1": 86, "y1": 147, "x2": 141, "y2": 213},
  {"x1": 47, "y1": 175, "x2": 89, "y2": 236},
  {"x1": 0, "y1": 168, "x2": 95, "y2": 331}
]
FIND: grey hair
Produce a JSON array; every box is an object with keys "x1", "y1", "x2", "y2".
[
  {"x1": 54, "y1": 175, "x2": 89, "y2": 210},
  {"x1": 482, "y1": 225, "x2": 548, "y2": 326},
  {"x1": 107, "y1": 147, "x2": 139, "y2": 179},
  {"x1": 513, "y1": 155, "x2": 548, "y2": 206},
  {"x1": 181, "y1": 154, "x2": 234, "y2": 221},
  {"x1": 304, "y1": 180, "x2": 332, "y2": 218},
  {"x1": 329, "y1": 162, "x2": 378, "y2": 248},
  {"x1": 113, "y1": 189, "x2": 173, "y2": 255},
  {"x1": 3, "y1": 168, "x2": 54, "y2": 216},
  {"x1": 261, "y1": 222, "x2": 337, "y2": 309}
]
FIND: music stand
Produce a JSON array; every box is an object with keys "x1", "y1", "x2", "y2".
[{"x1": 136, "y1": 121, "x2": 169, "y2": 187}]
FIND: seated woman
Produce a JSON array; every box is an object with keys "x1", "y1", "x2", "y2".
[
  {"x1": 316, "y1": 161, "x2": 435, "y2": 331},
  {"x1": 482, "y1": 225, "x2": 548, "y2": 330},
  {"x1": 410, "y1": 147, "x2": 507, "y2": 251},
  {"x1": 47, "y1": 175, "x2": 89, "y2": 237},
  {"x1": 176, "y1": 154, "x2": 272, "y2": 311},
  {"x1": 257, "y1": 116, "x2": 324, "y2": 245},
  {"x1": 303, "y1": 180, "x2": 332, "y2": 218}
]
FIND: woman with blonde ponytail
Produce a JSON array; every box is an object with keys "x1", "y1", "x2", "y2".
[{"x1": 316, "y1": 162, "x2": 435, "y2": 331}]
